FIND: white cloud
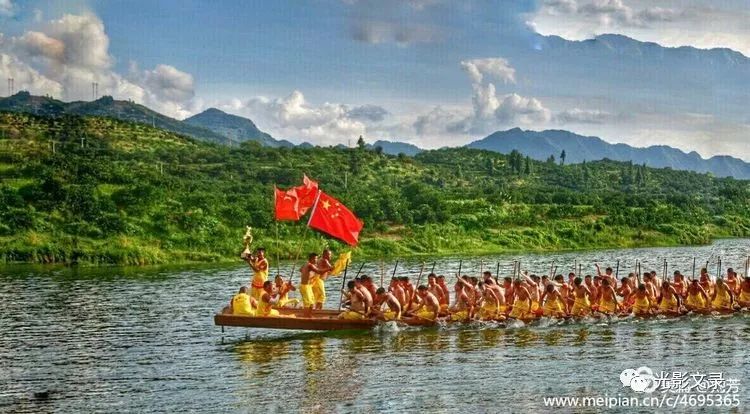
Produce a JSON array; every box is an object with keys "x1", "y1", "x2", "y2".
[
  {"x1": 0, "y1": 0, "x2": 15, "y2": 17},
  {"x1": 556, "y1": 108, "x2": 611, "y2": 124},
  {"x1": 0, "y1": 12, "x2": 198, "y2": 119},
  {"x1": 218, "y1": 90, "x2": 370, "y2": 145},
  {"x1": 531, "y1": 0, "x2": 750, "y2": 56},
  {"x1": 460, "y1": 58, "x2": 516, "y2": 84}
]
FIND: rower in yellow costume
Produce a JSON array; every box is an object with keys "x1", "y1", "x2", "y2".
[
  {"x1": 711, "y1": 280, "x2": 733, "y2": 310},
  {"x1": 244, "y1": 248, "x2": 269, "y2": 301},
  {"x1": 597, "y1": 279, "x2": 618, "y2": 315},
  {"x1": 508, "y1": 280, "x2": 533, "y2": 319},
  {"x1": 570, "y1": 277, "x2": 592, "y2": 317},
  {"x1": 631, "y1": 284, "x2": 652, "y2": 316},
  {"x1": 685, "y1": 280, "x2": 709, "y2": 311},
  {"x1": 542, "y1": 284, "x2": 566, "y2": 318},
  {"x1": 256, "y1": 281, "x2": 282, "y2": 317},
  {"x1": 230, "y1": 286, "x2": 256, "y2": 316},
  {"x1": 339, "y1": 280, "x2": 369, "y2": 320},
  {"x1": 273, "y1": 275, "x2": 299, "y2": 308}
]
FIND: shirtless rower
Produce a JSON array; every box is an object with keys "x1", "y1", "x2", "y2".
[
  {"x1": 672, "y1": 271, "x2": 687, "y2": 298},
  {"x1": 311, "y1": 249, "x2": 334, "y2": 310},
  {"x1": 595, "y1": 264, "x2": 617, "y2": 287},
  {"x1": 541, "y1": 283, "x2": 566, "y2": 318},
  {"x1": 502, "y1": 277, "x2": 514, "y2": 312},
  {"x1": 699, "y1": 268, "x2": 714, "y2": 296},
  {"x1": 584, "y1": 275, "x2": 598, "y2": 305},
  {"x1": 685, "y1": 279, "x2": 710, "y2": 312},
  {"x1": 484, "y1": 278, "x2": 506, "y2": 314},
  {"x1": 643, "y1": 272, "x2": 658, "y2": 304},
  {"x1": 400, "y1": 277, "x2": 416, "y2": 311},
  {"x1": 356, "y1": 277, "x2": 374, "y2": 311},
  {"x1": 413, "y1": 285, "x2": 440, "y2": 321},
  {"x1": 554, "y1": 275, "x2": 572, "y2": 309},
  {"x1": 617, "y1": 277, "x2": 634, "y2": 312},
  {"x1": 360, "y1": 275, "x2": 378, "y2": 298},
  {"x1": 507, "y1": 279, "x2": 533, "y2": 320},
  {"x1": 726, "y1": 268, "x2": 739, "y2": 293},
  {"x1": 389, "y1": 277, "x2": 407, "y2": 310},
  {"x1": 436, "y1": 275, "x2": 451, "y2": 312},
  {"x1": 478, "y1": 282, "x2": 503, "y2": 321},
  {"x1": 339, "y1": 280, "x2": 371, "y2": 320},
  {"x1": 427, "y1": 273, "x2": 445, "y2": 309},
  {"x1": 631, "y1": 284, "x2": 653, "y2": 317},
  {"x1": 450, "y1": 279, "x2": 474, "y2": 321},
  {"x1": 657, "y1": 280, "x2": 681, "y2": 315},
  {"x1": 737, "y1": 276, "x2": 750, "y2": 308},
  {"x1": 300, "y1": 253, "x2": 324, "y2": 317},
  {"x1": 711, "y1": 279, "x2": 734, "y2": 311},
  {"x1": 570, "y1": 277, "x2": 592, "y2": 317},
  {"x1": 596, "y1": 279, "x2": 619, "y2": 316},
  {"x1": 372, "y1": 287, "x2": 402, "y2": 320}
]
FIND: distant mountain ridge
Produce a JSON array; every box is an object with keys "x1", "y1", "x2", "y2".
[
  {"x1": 367, "y1": 140, "x2": 422, "y2": 156},
  {"x1": 184, "y1": 108, "x2": 292, "y2": 147},
  {"x1": 467, "y1": 128, "x2": 750, "y2": 179}
]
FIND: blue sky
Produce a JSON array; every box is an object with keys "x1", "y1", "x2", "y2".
[{"x1": 0, "y1": 0, "x2": 748, "y2": 160}]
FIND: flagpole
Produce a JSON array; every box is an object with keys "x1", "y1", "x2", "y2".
[{"x1": 338, "y1": 262, "x2": 349, "y2": 311}]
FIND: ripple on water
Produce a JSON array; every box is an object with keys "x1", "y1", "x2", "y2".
[{"x1": 2, "y1": 239, "x2": 750, "y2": 413}]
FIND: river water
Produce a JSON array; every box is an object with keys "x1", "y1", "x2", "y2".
[{"x1": 2, "y1": 239, "x2": 749, "y2": 413}]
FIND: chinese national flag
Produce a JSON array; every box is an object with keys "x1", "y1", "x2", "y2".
[
  {"x1": 307, "y1": 191, "x2": 364, "y2": 246},
  {"x1": 294, "y1": 174, "x2": 318, "y2": 215},
  {"x1": 274, "y1": 187, "x2": 301, "y2": 221}
]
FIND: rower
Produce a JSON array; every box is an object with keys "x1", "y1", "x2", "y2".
[
  {"x1": 737, "y1": 276, "x2": 750, "y2": 308},
  {"x1": 427, "y1": 273, "x2": 445, "y2": 309},
  {"x1": 631, "y1": 284, "x2": 653, "y2": 317},
  {"x1": 389, "y1": 277, "x2": 407, "y2": 309},
  {"x1": 699, "y1": 268, "x2": 714, "y2": 296},
  {"x1": 312, "y1": 249, "x2": 334, "y2": 310},
  {"x1": 257, "y1": 281, "x2": 281, "y2": 317},
  {"x1": 400, "y1": 276, "x2": 416, "y2": 311},
  {"x1": 554, "y1": 275, "x2": 572, "y2": 309},
  {"x1": 657, "y1": 280, "x2": 681, "y2": 315},
  {"x1": 450, "y1": 279, "x2": 474, "y2": 321},
  {"x1": 597, "y1": 278, "x2": 618, "y2": 316},
  {"x1": 595, "y1": 264, "x2": 617, "y2": 287},
  {"x1": 617, "y1": 277, "x2": 633, "y2": 312},
  {"x1": 570, "y1": 277, "x2": 592, "y2": 317},
  {"x1": 711, "y1": 279, "x2": 734, "y2": 311},
  {"x1": 339, "y1": 280, "x2": 370, "y2": 320},
  {"x1": 274, "y1": 275, "x2": 298, "y2": 308},
  {"x1": 726, "y1": 268, "x2": 739, "y2": 293},
  {"x1": 360, "y1": 275, "x2": 378, "y2": 298},
  {"x1": 244, "y1": 247, "x2": 269, "y2": 301},
  {"x1": 372, "y1": 287, "x2": 402, "y2": 320},
  {"x1": 503, "y1": 277, "x2": 514, "y2": 311},
  {"x1": 478, "y1": 282, "x2": 502, "y2": 321},
  {"x1": 584, "y1": 275, "x2": 598, "y2": 304},
  {"x1": 643, "y1": 272, "x2": 658, "y2": 304},
  {"x1": 484, "y1": 278, "x2": 506, "y2": 314},
  {"x1": 541, "y1": 283, "x2": 566, "y2": 318},
  {"x1": 672, "y1": 271, "x2": 687, "y2": 298},
  {"x1": 508, "y1": 279, "x2": 533, "y2": 320},
  {"x1": 355, "y1": 277, "x2": 374, "y2": 310},
  {"x1": 436, "y1": 275, "x2": 451, "y2": 312},
  {"x1": 300, "y1": 253, "x2": 324, "y2": 317},
  {"x1": 685, "y1": 279, "x2": 710, "y2": 312},
  {"x1": 229, "y1": 286, "x2": 256, "y2": 315},
  {"x1": 413, "y1": 285, "x2": 440, "y2": 321}
]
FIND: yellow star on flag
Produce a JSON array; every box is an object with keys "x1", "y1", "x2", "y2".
[{"x1": 321, "y1": 200, "x2": 331, "y2": 210}]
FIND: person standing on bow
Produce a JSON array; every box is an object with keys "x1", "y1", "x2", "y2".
[
  {"x1": 311, "y1": 248, "x2": 334, "y2": 310},
  {"x1": 244, "y1": 247, "x2": 269, "y2": 301}
]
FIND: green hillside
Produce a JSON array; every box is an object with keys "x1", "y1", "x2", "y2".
[{"x1": 0, "y1": 111, "x2": 748, "y2": 265}]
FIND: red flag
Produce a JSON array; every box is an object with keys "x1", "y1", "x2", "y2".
[
  {"x1": 294, "y1": 174, "x2": 318, "y2": 215},
  {"x1": 274, "y1": 187, "x2": 301, "y2": 221},
  {"x1": 307, "y1": 191, "x2": 364, "y2": 246}
]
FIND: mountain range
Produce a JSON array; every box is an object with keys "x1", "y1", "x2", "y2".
[{"x1": 1, "y1": 91, "x2": 749, "y2": 179}]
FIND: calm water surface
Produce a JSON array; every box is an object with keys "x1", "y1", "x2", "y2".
[{"x1": 2, "y1": 239, "x2": 750, "y2": 413}]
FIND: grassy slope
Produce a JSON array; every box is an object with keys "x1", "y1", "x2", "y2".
[{"x1": 0, "y1": 111, "x2": 748, "y2": 265}]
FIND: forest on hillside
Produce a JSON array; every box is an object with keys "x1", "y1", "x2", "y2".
[{"x1": 1, "y1": 111, "x2": 749, "y2": 265}]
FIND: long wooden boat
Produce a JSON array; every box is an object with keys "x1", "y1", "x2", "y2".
[{"x1": 214, "y1": 307, "x2": 436, "y2": 331}]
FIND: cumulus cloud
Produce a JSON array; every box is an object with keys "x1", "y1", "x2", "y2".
[
  {"x1": 0, "y1": 11, "x2": 198, "y2": 119},
  {"x1": 0, "y1": 0, "x2": 15, "y2": 17},
  {"x1": 218, "y1": 90, "x2": 369, "y2": 145},
  {"x1": 460, "y1": 58, "x2": 516, "y2": 84},
  {"x1": 556, "y1": 108, "x2": 611, "y2": 124}
]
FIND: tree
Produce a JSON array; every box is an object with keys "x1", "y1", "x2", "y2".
[
  {"x1": 524, "y1": 156, "x2": 531, "y2": 175},
  {"x1": 560, "y1": 150, "x2": 566, "y2": 166},
  {"x1": 356, "y1": 135, "x2": 366, "y2": 150},
  {"x1": 546, "y1": 154, "x2": 555, "y2": 165}
]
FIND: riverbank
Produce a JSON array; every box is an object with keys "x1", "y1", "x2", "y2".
[{"x1": 1, "y1": 220, "x2": 740, "y2": 266}]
